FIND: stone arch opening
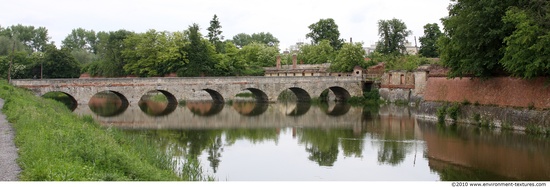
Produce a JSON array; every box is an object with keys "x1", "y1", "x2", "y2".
[
  {"x1": 321, "y1": 86, "x2": 351, "y2": 102},
  {"x1": 277, "y1": 87, "x2": 311, "y2": 103},
  {"x1": 88, "y1": 90, "x2": 130, "y2": 117},
  {"x1": 245, "y1": 88, "x2": 269, "y2": 103},
  {"x1": 203, "y1": 89, "x2": 225, "y2": 103},
  {"x1": 138, "y1": 90, "x2": 178, "y2": 117},
  {"x1": 42, "y1": 91, "x2": 78, "y2": 111}
]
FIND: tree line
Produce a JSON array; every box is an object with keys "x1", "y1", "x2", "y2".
[{"x1": 0, "y1": 15, "x2": 441, "y2": 79}]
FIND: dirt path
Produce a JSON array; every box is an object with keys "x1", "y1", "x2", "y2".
[{"x1": 0, "y1": 98, "x2": 20, "y2": 181}]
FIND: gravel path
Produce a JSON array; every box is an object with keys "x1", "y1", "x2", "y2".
[{"x1": 0, "y1": 98, "x2": 20, "y2": 181}]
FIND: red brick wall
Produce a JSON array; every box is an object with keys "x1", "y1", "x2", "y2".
[{"x1": 424, "y1": 77, "x2": 550, "y2": 109}]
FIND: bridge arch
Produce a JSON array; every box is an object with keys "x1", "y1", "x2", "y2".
[
  {"x1": 325, "y1": 86, "x2": 352, "y2": 102},
  {"x1": 42, "y1": 91, "x2": 78, "y2": 111},
  {"x1": 245, "y1": 88, "x2": 269, "y2": 102},
  {"x1": 287, "y1": 87, "x2": 312, "y2": 102},
  {"x1": 203, "y1": 89, "x2": 225, "y2": 103},
  {"x1": 88, "y1": 90, "x2": 129, "y2": 117},
  {"x1": 138, "y1": 90, "x2": 178, "y2": 116}
]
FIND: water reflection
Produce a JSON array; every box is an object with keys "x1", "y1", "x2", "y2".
[
  {"x1": 138, "y1": 91, "x2": 177, "y2": 117},
  {"x1": 74, "y1": 102, "x2": 550, "y2": 181},
  {"x1": 319, "y1": 101, "x2": 351, "y2": 116},
  {"x1": 232, "y1": 101, "x2": 269, "y2": 116},
  {"x1": 419, "y1": 120, "x2": 550, "y2": 181},
  {"x1": 88, "y1": 91, "x2": 128, "y2": 117},
  {"x1": 186, "y1": 101, "x2": 225, "y2": 116}
]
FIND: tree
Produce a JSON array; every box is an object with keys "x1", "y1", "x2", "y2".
[
  {"x1": 231, "y1": 32, "x2": 279, "y2": 48},
  {"x1": 500, "y1": 1, "x2": 550, "y2": 79},
  {"x1": 122, "y1": 30, "x2": 187, "y2": 77},
  {"x1": 297, "y1": 40, "x2": 335, "y2": 64},
  {"x1": 61, "y1": 28, "x2": 98, "y2": 54},
  {"x1": 418, "y1": 23, "x2": 442, "y2": 58},
  {"x1": 306, "y1": 18, "x2": 344, "y2": 50},
  {"x1": 41, "y1": 44, "x2": 81, "y2": 78},
  {"x1": 179, "y1": 23, "x2": 218, "y2": 77},
  {"x1": 215, "y1": 41, "x2": 246, "y2": 76},
  {"x1": 375, "y1": 18, "x2": 412, "y2": 55},
  {"x1": 236, "y1": 42, "x2": 278, "y2": 75},
  {"x1": 0, "y1": 24, "x2": 50, "y2": 52},
  {"x1": 92, "y1": 30, "x2": 135, "y2": 77},
  {"x1": 331, "y1": 42, "x2": 366, "y2": 72},
  {"x1": 438, "y1": 0, "x2": 519, "y2": 78},
  {"x1": 207, "y1": 14, "x2": 224, "y2": 53}
]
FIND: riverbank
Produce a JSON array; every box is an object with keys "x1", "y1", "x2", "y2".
[
  {"x1": 0, "y1": 80, "x2": 208, "y2": 181},
  {"x1": 416, "y1": 101, "x2": 550, "y2": 136}
]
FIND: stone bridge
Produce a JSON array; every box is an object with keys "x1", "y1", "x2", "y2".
[{"x1": 11, "y1": 76, "x2": 366, "y2": 106}]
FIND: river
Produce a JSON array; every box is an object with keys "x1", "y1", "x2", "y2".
[{"x1": 72, "y1": 98, "x2": 550, "y2": 181}]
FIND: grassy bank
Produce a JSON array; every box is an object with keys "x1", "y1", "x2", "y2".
[{"x1": 0, "y1": 80, "x2": 207, "y2": 181}]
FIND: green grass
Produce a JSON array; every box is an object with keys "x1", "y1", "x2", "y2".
[{"x1": 0, "y1": 80, "x2": 209, "y2": 181}]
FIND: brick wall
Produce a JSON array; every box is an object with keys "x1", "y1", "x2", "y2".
[{"x1": 424, "y1": 77, "x2": 550, "y2": 109}]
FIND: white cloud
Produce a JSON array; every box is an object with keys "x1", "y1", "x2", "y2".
[{"x1": 1, "y1": 0, "x2": 451, "y2": 50}]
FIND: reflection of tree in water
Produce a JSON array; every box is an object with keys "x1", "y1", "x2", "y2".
[
  {"x1": 306, "y1": 144, "x2": 339, "y2": 166},
  {"x1": 377, "y1": 140, "x2": 407, "y2": 166},
  {"x1": 224, "y1": 128, "x2": 280, "y2": 145},
  {"x1": 124, "y1": 128, "x2": 280, "y2": 173},
  {"x1": 298, "y1": 128, "x2": 366, "y2": 166},
  {"x1": 207, "y1": 137, "x2": 223, "y2": 173}
]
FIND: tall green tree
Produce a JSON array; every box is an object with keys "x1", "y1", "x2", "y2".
[
  {"x1": 306, "y1": 18, "x2": 344, "y2": 50},
  {"x1": 41, "y1": 44, "x2": 81, "y2": 78},
  {"x1": 438, "y1": 0, "x2": 519, "y2": 78},
  {"x1": 0, "y1": 24, "x2": 50, "y2": 52},
  {"x1": 375, "y1": 18, "x2": 412, "y2": 55},
  {"x1": 122, "y1": 30, "x2": 187, "y2": 77},
  {"x1": 500, "y1": 1, "x2": 550, "y2": 79},
  {"x1": 61, "y1": 28, "x2": 98, "y2": 54},
  {"x1": 207, "y1": 14, "x2": 224, "y2": 53},
  {"x1": 215, "y1": 41, "x2": 246, "y2": 76},
  {"x1": 179, "y1": 23, "x2": 218, "y2": 77},
  {"x1": 418, "y1": 23, "x2": 442, "y2": 58},
  {"x1": 236, "y1": 42, "x2": 278, "y2": 75},
  {"x1": 297, "y1": 40, "x2": 335, "y2": 64},
  {"x1": 88, "y1": 30, "x2": 135, "y2": 77},
  {"x1": 331, "y1": 42, "x2": 366, "y2": 72}
]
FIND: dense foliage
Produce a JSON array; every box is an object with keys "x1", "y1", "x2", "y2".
[
  {"x1": 418, "y1": 23, "x2": 443, "y2": 58},
  {"x1": 438, "y1": 0, "x2": 550, "y2": 79},
  {"x1": 375, "y1": 19, "x2": 412, "y2": 55},
  {"x1": 306, "y1": 18, "x2": 345, "y2": 50}
]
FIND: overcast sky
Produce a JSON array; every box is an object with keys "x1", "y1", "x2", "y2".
[{"x1": 2, "y1": 0, "x2": 452, "y2": 51}]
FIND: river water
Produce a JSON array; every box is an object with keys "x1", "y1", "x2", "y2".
[{"x1": 72, "y1": 99, "x2": 550, "y2": 181}]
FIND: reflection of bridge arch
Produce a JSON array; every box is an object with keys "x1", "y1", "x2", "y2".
[
  {"x1": 88, "y1": 90, "x2": 129, "y2": 117},
  {"x1": 277, "y1": 102, "x2": 312, "y2": 116},
  {"x1": 187, "y1": 101, "x2": 225, "y2": 116},
  {"x1": 138, "y1": 90, "x2": 178, "y2": 117},
  {"x1": 321, "y1": 102, "x2": 351, "y2": 116},
  {"x1": 232, "y1": 101, "x2": 269, "y2": 116}
]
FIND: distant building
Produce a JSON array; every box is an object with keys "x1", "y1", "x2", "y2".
[
  {"x1": 364, "y1": 41, "x2": 418, "y2": 55},
  {"x1": 263, "y1": 54, "x2": 364, "y2": 77}
]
